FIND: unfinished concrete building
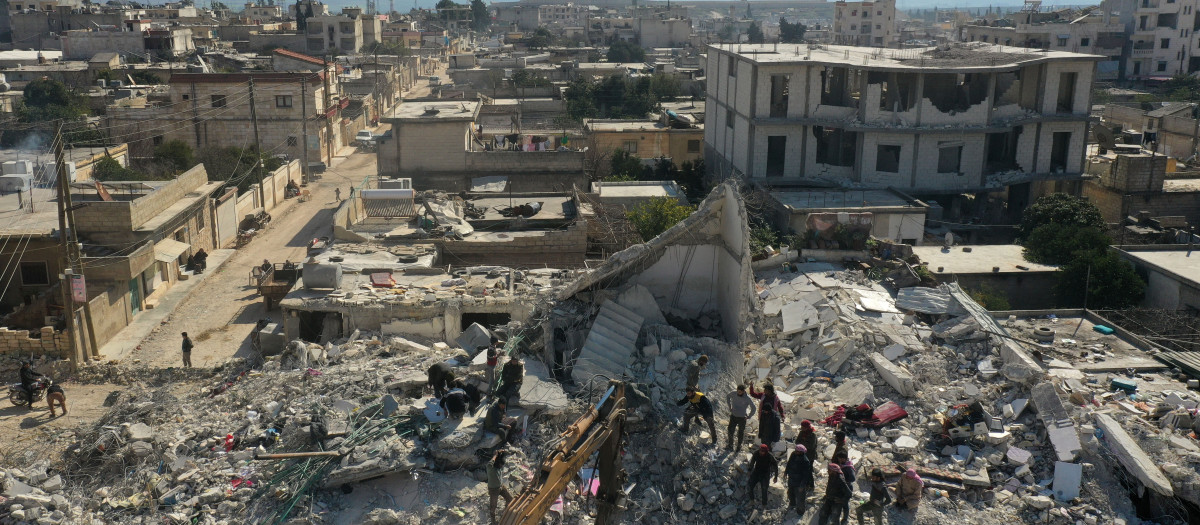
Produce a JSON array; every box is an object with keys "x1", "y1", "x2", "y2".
[{"x1": 705, "y1": 43, "x2": 1101, "y2": 213}]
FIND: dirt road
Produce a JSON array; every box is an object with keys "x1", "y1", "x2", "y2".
[{"x1": 125, "y1": 149, "x2": 378, "y2": 368}]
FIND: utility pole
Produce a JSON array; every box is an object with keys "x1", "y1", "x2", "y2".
[
  {"x1": 301, "y1": 76, "x2": 311, "y2": 184},
  {"x1": 53, "y1": 127, "x2": 89, "y2": 364},
  {"x1": 374, "y1": 47, "x2": 381, "y2": 123},
  {"x1": 322, "y1": 55, "x2": 334, "y2": 166},
  {"x1": 190, "y1": 82, "x2": 201, "y2": 147},
  {"x1": 249, "y1": 78, "x2": 265, "y2": 207}
]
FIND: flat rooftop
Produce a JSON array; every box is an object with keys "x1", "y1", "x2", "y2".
[
  {"x1": 385, "y1": 100, "x2": 479, "y2": 121},
  {"x1": 912, "y1": 245, "x2": 1059, "y2": 275},
  {"x1": 0, "y1": 188, "x2": 61, "y2": 236},
  {"x1": 586, "y1": 119, "x2": 669, "y2": 132},
  {"x1": 710, "y1": 42, "x2": 1103, "y2": 70},
  {"x1": 1118, "y1": 248, "x2": 1200, "y2": 286},
  {"x1": 594, "y1": 180, "x2": 681, "y2": 199},
  {"x1": 772, "y1": 189, "x2": 925, "y2": 211}
]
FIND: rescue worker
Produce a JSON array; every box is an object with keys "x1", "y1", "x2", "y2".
[
  {"x1": 487, "y1": 450, "x2": 513, "y2": 523},
  {"x1": 685, "y1": 354, "x2": 708, "y2": 389},
  {"x1": 496, "y1": 356, "x2": 524, "y2": 404},
  {"x1": 747, "y1": 444, "x2": 779, "y2": 508},
  {"x1": 675, "y1": 385, "x2": 718, "y2": 446},
  {"x1": 726, "y1": 384, "x2": 757, "y2": 451},
  {"x1": 427, "y1": 361, "x2": 455, "y2": 399}
]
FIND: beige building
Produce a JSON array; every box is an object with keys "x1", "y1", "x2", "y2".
[
  {"x1": 105, "y1": 72, "x2": 342, "y2": 166},
  {"x1": 306, "y1": 14, "x2": 364, "y2": 54},
  {"x1": 833, "y1": 0, "x2": 898, "y2": 47},
  {"x1": 705, "y1": 43, "x2": 1100, "y2": 210},
  {"x1": 243, "y1": 2, "x2": 284, "y2": 21},
  {"x1": 961, "y1": 10, "x2": 1126, "y2": 80}
]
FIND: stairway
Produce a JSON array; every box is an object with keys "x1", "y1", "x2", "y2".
[{"x1": 572, "y1": 300, "x2": 645, "y2": 384}]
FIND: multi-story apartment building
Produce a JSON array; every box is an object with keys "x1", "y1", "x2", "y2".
[
  {"x1": 833, "y1": 0, "x2": 897, "y2": 47},
  {"x1": 704, "y1": 43, "x2": 1101, "y2": 208},
  {"x1": 961, "y1": 10, "x2": 1126, "y2": 79},
  {"x1": 1128, "y1": 0, "x2": 1200, "y2": 78},
  {"x1": 306, "y1": 14, "x2": 364, "y2": 54},
  {"x1": 538, "y1": 3, "x2": 588, "y2": 27},
  {"x1": 244, "y1": 2, "x2": 284, "y2": 21}
]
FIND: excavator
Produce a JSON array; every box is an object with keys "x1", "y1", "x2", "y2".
[{"x1": 499, "y1": 380, "x2": 628, "y2": 525}]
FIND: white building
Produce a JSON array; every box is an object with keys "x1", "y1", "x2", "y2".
[
  {"x1": 704, "y1": 43, "x2": 1101, "y2": 203},
  {"x1": 306, "y1": 14, "x2": 364, "y2": 54},
  {"x1": 961, "y1": 10, "x2": 1126, "y2": 80},
  {"x1": 833, "y1": 0, "x2": 898, "y2": 47},
  {"x1": 1128, "y1": 0, "x2": 1200, "y2": 78}
]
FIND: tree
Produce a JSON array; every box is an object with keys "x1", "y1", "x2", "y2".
[
  {"x1": 470, "y1": 0, "x2": 489, "y2": 32},
  {"x1": 607, "y1": 39, "x2": 645, "y2": 63},
  {"x1": 93, "y1": 156, "x2": 146, "y2": 181},
  {"x1": 198, "y1": 145, "x2": 283, "y2": 194},
  {"x1": 527, "y1": 27, "x2": 552, "y2": 50},
  {"x1": 747, "y1": 22, "x2": 764, "y2": 44},
  {"x1": 1022, "y1": 223, "x2": 1112, "y2": 265},
  {"x1": 20, "y1": 78, "x2": 87, "y2": 122},
  {"x1": 608, "y1": 149, "x2": 645, "y2": 181},
  {"x1": 779, "y1": 18, "x2": 807, "y2": 43},
  {"x1": 626, "y1": 197, "x2": 695, "y2": 241},
  {"x1": 130, "y1": 71, "x2": 162, "y2": 84},
  {"x1": 153, "y1": 140, "x2": 195, "y2": 173},
  {"x1": 1055, "y1": 252, "x2": 1146, "y2": 308},
  {"x1": 649, "y1": 73, "x2": 679, "y2": 101},
  {"x1": 1017, "y1": 193, "x2": 1107, "y2": 240},
  {"x1": 564, "y1": 78, "x2": 598, "y2": 121},
  {"x1": 1164, "y1": 74, "x2": 1200, "y2": 101},
  {"x1": 718, "y1": 25, "x2": 736, "y2": 42},
  {"x1": 296, "y1": 0, "x2": 309, "y2": 31},
  {"x1": 677, "y1": 158, "x2": 706, "y2": 201}
]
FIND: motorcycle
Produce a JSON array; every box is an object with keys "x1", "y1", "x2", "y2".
[{"x1": 8, "y1": 377, "x2": 52, "y2": 407}]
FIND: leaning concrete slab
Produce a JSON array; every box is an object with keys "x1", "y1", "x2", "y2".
[
  {"x1": 869, "y1": 353, "x2": 917, "y2": 397},
  {"x1": 1030, "y1": 382, "x2": 1081, "y2": 462},
  {"x1": 1093, "y1": 413, "x2": 1174, "y2": 497},
  {"x1": 1052, "y1": 461, "x2": 1082, "y2": 501}
]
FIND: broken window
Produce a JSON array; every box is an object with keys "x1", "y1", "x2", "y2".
[
  {"x1": 985, "y1": 127, "x2": 1022, "y2": 174},
  {"x1": 876, "y1": 144, "x2": 901, "y2": 172},
  {"x1": 1050, "y1": 132, "x2": 1071, "y2": 172},
  {"x1": 1162, "y1": 37, "x2": 1172, "y2": 48},
  {"x1": 924, "y1": 73, "x2": 988, "y2": 113},
  {"x1": 766, "y1": 136, "x2": 786, "y2": 177},
  {"x1": 813, "y1": 127, "x2": 857, "y2": 167},
  {"x1": 1056, "y1": 72, "x2": 1077, "y2": 113},
  {"x1": 993, "y1": 71, "x2": 1021, "y2": 108},
  {"x1": 820, "y1": 67, "x2": 860, "y2": 108},
  {"x1": 728, "y1": 55, "x2": 736, "y2": 77},
  {"x1": 726, "y1": 108, "x2": 734, "y2": 128},
  {"x1": 770, "y1": 75, "x2": 790, "y2": 118},
  {"x1": 1159, "y1": 13, "x2": 1178, "y2": 29},
  {"x1": 937, "y1": 142, "x2": 962, "y2": 174},
  {"x1": 870, "y1": 71, "x2": 918, "y2": 112}
]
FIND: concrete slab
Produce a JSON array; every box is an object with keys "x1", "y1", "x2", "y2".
[
  {"x1": 615, "y1": 284, "x2": 666, "y2": 325},
  {"x1": 868, "y1": 353, "x2": 917, "y2": 397},
  {"x1": 455, "y1": 322, "x2": 491, "y2": 352},
  {"x1": 781, "y1": 300, "x2": 821, "y2": 336},
  {"x1": 518, "y1": 359, "x2": 569, "y2": 416},
  {"x1": 833, "y1": 378, "x2": 874, "y2": 406},
  {"x1": 1052, "y1": 461, "x2": 1082, "y2": 501},
  {"x1": 1093, "y1": 413, "x2": 1174, "y2": 496}
]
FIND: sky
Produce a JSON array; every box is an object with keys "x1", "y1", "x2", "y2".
[{"x1": 302, "y1": 0, "x2": 1090, "y2": 15}]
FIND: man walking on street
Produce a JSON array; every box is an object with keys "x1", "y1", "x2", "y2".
[
  {"x1": 335, "y1": 188, "x2": 342, "y2": 201},
  {"x1": 786, "y1": 444, "x2": 814, "y2": 515},
  {"x1": 676, "y1": 386, "x2": 718, "y2": 446},
  {"x1": 181, "y1": 332, "x2": 193, "y2": 368},
  {"x1": 726, "y1": 384, "x2": 756, "y2": 451},
  {"x1": 747, "y1": 444, "x2": 779, "y2": 508},
  {"x1": 487, "y1": 450, "x2": 512, "y2": 523}
]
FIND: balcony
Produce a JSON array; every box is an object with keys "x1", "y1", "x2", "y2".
[{"x1": 1141, "y1": 0, "x2": 1159, "y2": 8}]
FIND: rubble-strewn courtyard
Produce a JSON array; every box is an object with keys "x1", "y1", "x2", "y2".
[{"x1": 1, "y1": 184, "x2": 1197, "y2": 525}]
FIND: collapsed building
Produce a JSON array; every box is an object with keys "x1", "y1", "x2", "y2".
[
  {"x1": 6, "y1": 183, "x2": 1200, "y2": 525},
  {"x1": 705, "y1": 42, "x2": 1100, "y2": 220}
]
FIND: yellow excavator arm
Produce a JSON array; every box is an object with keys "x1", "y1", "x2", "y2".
[{"x1": 499, "y1": 381, "x2": 627, "y2": 525}]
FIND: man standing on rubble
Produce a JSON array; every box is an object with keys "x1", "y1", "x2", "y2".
[
  {"x1": 484, "y1": 336, "x2": 502, "y2": 393},
  {"x1": 181, "y1": 332, "x2": 194, "y2": 368},
  {"x1": 856, "y1": 468, "x2": 891, "y2": 525},
  {"x1": 484, "y1": 398, "x2": 516, "y2": 444},
  {"x1": 747, "y1": 444, "x2": 778, "y2": 508},
  {"x1": 797, "y1": 420, "x2": 818, "y2": 464},
  {"x1": 487, "y1": 449, "x2": 513, "y2": 523},
  {"x1": 676, "y1": 386, "x2": 718, "y2": 446},
  {"x1": 726, "y1": 384, "x2": 756, "y2": 451},
  {"x1": 686, "y1": 354, "x2": 708, "y2": 389},
  {"x1": 496, "y1": 356, "x2": 524, "y2": 404},
  {"x1": 427, "y1": 361, "x2": 455, "y2": 399},
  {"x1": 749, "y1": 382, "x2": 784, "y2": 447},
  {"x1": 785, "y1": 444, "x2": 814, "y2": 515},
  {"x1": 817, "y1": 463, "x2": 851, "y2": 525}
]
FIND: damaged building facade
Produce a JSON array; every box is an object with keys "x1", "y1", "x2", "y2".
[{"x1": 705, "y1": 43, "x2": 1100, "y2": 213}]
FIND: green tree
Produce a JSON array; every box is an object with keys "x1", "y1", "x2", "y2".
[
  {"x1": 677, "y1": 158, "x2": 706, "y2": 201},
  {"x1": 608, "y1": 148, "x2": 645, "y2": 181},
  {"x1": 470, "y1": 0, "x2": 489, "y2": 32},
  {"x1": 1164, "y1": 74, "x2": 1200, "y2": 101},
  {"x1": 1022, "y1": 223, "x2": 1112, "y2": 265},
  {"x1": 19, "y1": 78, "x2": 88, "y2": 122},
  {"x1": 527, "y1": 27, "x2": 552, "y2": 50},
  {"x1": 779, "y1": 18, "x2": 806, "y2": 43},
  {"x1": 198, "y1": 145, "x2": 283, "y2": 194},
  {"x1": 606, "y1": 39, "x2": 645, "y2": 63},
  {"x1": 130, "y1": 71, "x2": 162, "y2": 84},
  {"x1": 649, "y1": 73, "x2": 680, "y2": 101},
  {"x1": 968, "y1": 284, "x2": 1011, "y2": 311},
  {"x1": 93, "y1": 156, "x2": 146, "y2": 181},
  {"x1": 1017, "y1": 193, "x2": 1107, "y2": 240},
  {"x1": 626, "y1": 197, "x2": 695, "y2": 241},
  {"x1": 718, "y1": 25, "x2": 736, "y2": 42},
  {"x1": 564, "y1": 78, "x2": 598, "y2": 121},
  {"x1": 749, "y1": 225, "x2": 778, "y2": 255},
  {"x1": 1055, "y1": 252, "x2": 1146, "y2": 308},
  {"x1": 747, "y1": 22, "x2": 765, "y2": 44},
  {"x1": 153, "y1": 140, "x2": 195, "y2": 173}
]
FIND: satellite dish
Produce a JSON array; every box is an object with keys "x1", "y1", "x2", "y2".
[{"x1": 1095, "y1": 125, "x2": 1116, "y2": 152}]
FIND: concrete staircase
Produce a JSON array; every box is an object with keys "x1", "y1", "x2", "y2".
[{"x1": 572, "y1": 300, "x2": 644, "y2": 384}]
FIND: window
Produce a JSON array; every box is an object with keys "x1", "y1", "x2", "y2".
[
  {"x1": 276, "y1": 95, "x2": 293, "y2": 108},
  {"x1": 1080, "y1": 37, "x2": 1090, "y2": 47},
  {"x1": 877, "y1": 10, "x2": 882, "y2": 15},
  {"x1": 182, "y1": 94, "x2": 189, "y2": 100},
  {"x1": 152, "y1": 135, "x2": 164, "y2": 146},
  {"x1": 727, "y1": 55, "x2": 736, "y2": 77},
  {"x1": 1159, "y1": 61, "x2": 1169, "y2": 72},
  {"x1": 851, "y1": 24, "x2": 857, "y2": 30},
  {"x1": 726, "y1": 108, "x2": 734, "y2": 128},
  {"x1": 937, "y1": 143, "x2": 962, "y2": 174},
  {"x1": 876, "y1": 145, "x2": 901, "y2": 172},
  {"x1": 287, "y1": 136, "x2": 298, "y2": 146},
  {"x1": 686, "y1": 140, "x2": 700, "y2": 153},
  {"x1": 766, "y1": 136, "x2": 786, "y2": 177},
  {"x1": 876, "y1": 24, "x2": 881, "y2": 30},
  {"x1": 211, "y1": 94, "x2": 226, "y2": 108},
  {"x1": 1162, "y1": 38, "x2": 1171, "y2": 49},
  {"x1": 196, "y1": 206, "x2": 205, "y2": 230},
  {"x1": 19, "y1": 262, "x2": 49, "y2": 286},
  {"x1": 623, "y1": 140, "x2": 637, "y2": 153},
  {"x1": 1057, "y1": 36, "x2": 1068, "y2": 46}
]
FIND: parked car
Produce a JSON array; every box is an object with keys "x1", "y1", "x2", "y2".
[{"x1": 355, "y1": 130, "x2": 376, "y2": 147}]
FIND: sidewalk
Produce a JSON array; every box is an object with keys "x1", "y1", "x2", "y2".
[{"x1": 94, "y1": 249, "x2": 235, "y2": 363}]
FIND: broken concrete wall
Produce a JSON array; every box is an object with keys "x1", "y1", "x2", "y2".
[{"x1": 558, "y1": 182, "x2": 754, "y2": 346}]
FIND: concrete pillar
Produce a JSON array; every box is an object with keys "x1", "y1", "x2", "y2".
[{"x1": 444, "y1": 300, "x2": 462, "y2": 342}]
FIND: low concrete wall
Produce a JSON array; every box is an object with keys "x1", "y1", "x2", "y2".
[
  {"x1": 0, "y1": 326, "x2": 70, "y2": 358},
  {"x1": 799, "y1": 249, "x2": 870, "y2": 262}
]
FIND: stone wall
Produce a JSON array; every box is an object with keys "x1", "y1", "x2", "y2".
[
  {"x1": 0, "y1": 327, "x2": 70, "y2": 358},
  {"x1": 75, "y1": 164, "x2": 209, "y2": 237},
  {"x1": 440, "y1": 220, "x2": 589, "y2": 267},
  {"x1": 1083, "y1": 181, "x2": 1200, "y2": 226}
]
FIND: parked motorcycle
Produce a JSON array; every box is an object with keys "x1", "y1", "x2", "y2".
[{"x1": 8, "y1": 377, "x2": 52, "y2": 407}]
